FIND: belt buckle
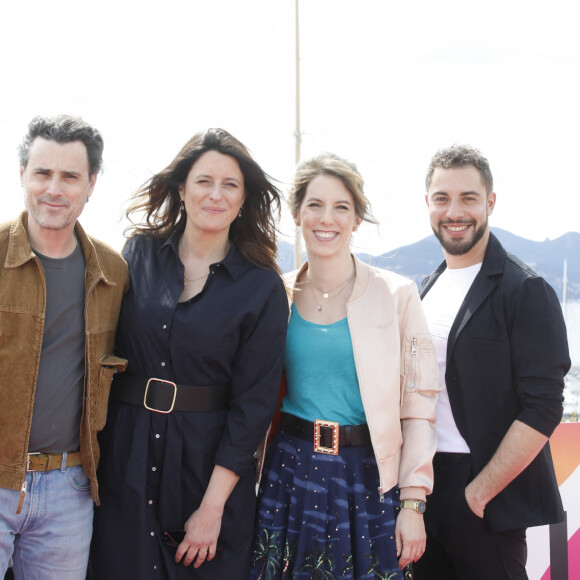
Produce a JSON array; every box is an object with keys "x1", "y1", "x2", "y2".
[
  {"x1": 313, "y1": 419, "x2": 339, "y2": 455},
  {"x1": 27, "y1": 452, "x2": 41, "y2": 472},
  {"x1": 143, "y1": 378, "x2": 177, "y2": 414}
]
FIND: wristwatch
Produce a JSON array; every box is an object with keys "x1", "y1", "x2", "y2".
[{"x1": 400, "y1": 499, "x2": 426, "y2": 514}]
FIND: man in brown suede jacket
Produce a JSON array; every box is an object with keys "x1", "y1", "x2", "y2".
[{"x1": 0, "y1": 115, "x2": 128, "y2": 579}]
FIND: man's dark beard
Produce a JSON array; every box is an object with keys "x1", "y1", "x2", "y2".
[{"x1": 433, "y1": 219, "x2": 488, "y2": 256}]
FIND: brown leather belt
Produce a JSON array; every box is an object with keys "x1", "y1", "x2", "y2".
[
  {"x1": 110, "y1": 374, "x2": 229, "y2": 414},
  {"x1": 280, "y1": 413, "x2": 371, "y2": 455},
  {"x1": 27, "y1": 451, "x2": 82, "y2": 472}
]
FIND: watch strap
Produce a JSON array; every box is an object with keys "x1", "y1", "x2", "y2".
[{"x1": 400, "y1": 498, "x2": 426, "y2": 514}]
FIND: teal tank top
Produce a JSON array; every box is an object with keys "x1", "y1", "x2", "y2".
[{"x1": 281, "y1": 303, "x2": 366, "y2": 424}]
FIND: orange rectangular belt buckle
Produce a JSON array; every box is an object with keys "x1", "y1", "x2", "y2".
[
  {"x1": 313, "y1": 419, "x2": 339, "y2": 455},
  {"x1": 143, "y1": 378, "x2": 177, "y2": 414}
]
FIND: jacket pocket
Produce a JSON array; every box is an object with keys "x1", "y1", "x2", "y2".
[
  {"x1": 92, "y1": 354, "x2": 128, "y2": 431},
  {"x1": 402, "y1": 333, "x2": 440, "y2": 394}
]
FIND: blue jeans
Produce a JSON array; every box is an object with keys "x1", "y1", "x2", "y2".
[{"x1": 0, "y1": 454, "x2": 93, "y2": 580}]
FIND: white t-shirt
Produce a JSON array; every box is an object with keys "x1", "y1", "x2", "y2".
[{"x1": 421, "y1": 263, "x2": 482, "y2": 453}]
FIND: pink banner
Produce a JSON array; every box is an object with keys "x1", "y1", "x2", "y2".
[{"x1": 527, "y1": 423, "x2": 580, "y2": 579}]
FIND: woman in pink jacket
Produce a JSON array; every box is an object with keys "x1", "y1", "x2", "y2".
[{"x1": 249, "y1": 153, "x2": 441, "y2": 580}]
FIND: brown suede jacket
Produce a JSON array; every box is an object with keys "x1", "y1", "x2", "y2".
[{"x1": 0, "y1": 212, "x2": 129, "y2": 504}]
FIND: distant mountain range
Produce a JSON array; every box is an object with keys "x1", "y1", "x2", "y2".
[{"x1": 277, "y1": 228, "x2": 580, "y2": 301}]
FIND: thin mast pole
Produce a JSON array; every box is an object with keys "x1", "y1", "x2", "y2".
[
  {"x1": 294, "y1": 0, "x2": 302, "y2": 269},
  {"x1": 563, "y1": 258, "x2": 568, "y2": 321}
]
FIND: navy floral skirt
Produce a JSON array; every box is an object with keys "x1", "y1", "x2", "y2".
[{"x1": 249, "y1": 430, "x2": 411, "y2": 580}]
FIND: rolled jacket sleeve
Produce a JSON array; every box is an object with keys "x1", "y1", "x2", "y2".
[{"x1": 510, "y1": 277, "x2": 569, "y2": 437}]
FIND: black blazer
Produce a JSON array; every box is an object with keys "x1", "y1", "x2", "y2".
[{"x1": 421, "y1": 233, "x2": 570, "y2": 532}]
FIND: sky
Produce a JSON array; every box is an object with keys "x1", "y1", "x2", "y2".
[{"x1": 1, "y1": 0, "x2": 579, "y2": 259}]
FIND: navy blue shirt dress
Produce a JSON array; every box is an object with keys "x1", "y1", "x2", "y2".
[{"x1": 90, "y1": 230, "x2": 288, "y2": 579}]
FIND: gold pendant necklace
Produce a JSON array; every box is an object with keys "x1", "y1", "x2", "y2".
[{"x1": 308, "y1": 274, "x2": 354, "y2": 311}]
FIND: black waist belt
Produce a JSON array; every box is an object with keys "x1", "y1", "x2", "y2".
[
  {"x1": 110, "y1": 374, "x2": 229, "y2": 414},
  {"x1": 280, "y1": 412, "x2": 371, "y2": 455}
]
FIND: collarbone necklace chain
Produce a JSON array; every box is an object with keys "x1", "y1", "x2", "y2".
[
  {"x1": 180, "y1": 237, "x2": 230, "y2": 289},
  {"x1": 308, "y1": 273, "x2": 354, "y2": 311},
  {"x1": 183, "y1": 271, "x2": 209, "y2": 288}
]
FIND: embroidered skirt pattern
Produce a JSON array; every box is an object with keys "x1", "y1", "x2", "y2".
[{"x1": 249, "y1": 431, "x2": 410, "y2": 580}]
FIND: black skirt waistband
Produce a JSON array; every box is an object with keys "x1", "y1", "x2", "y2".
[{"x1": 110, "y1": 374, "x2": 229, "y2": 414}]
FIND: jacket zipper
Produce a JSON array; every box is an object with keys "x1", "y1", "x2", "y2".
[
  {"x1": 16, "y1": 480, "x2": 27, "y2": 514},
  {"x1": 410, "y1": 337, "x2": 417, "y2": 389}
]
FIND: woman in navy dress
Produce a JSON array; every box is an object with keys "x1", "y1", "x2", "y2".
[
  {"x1": 249, "y1": 153, "x2": 440, "y2": 579},
  {"x1": 90, "y1": 129, "x2": 288, "y2": 579}
]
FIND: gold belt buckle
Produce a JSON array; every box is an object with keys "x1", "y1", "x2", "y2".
[
  {"x1": 314, "y1": 419, "x2": 339, "y2": 455},
  {"x1": 143, "y1": 378, "x2": 177, "y2": 414}
]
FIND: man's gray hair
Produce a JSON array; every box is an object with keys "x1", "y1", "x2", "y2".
[{"x1": 18, "y1": 115, "x2": 104, "y2": 177}]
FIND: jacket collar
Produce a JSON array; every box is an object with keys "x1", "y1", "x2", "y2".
[
  {"x1": 6, "y1": 211, "x2": 115, "y2": 287},
  {"x1": 5, "y1": 212, "x2": 36, "y2": 268},
  {"x1": 76, "y1": 219, "x2": 118, "y2": 288},
  {"x1": 421, "y1": 231, "x2": 505, "y2": 296},
  {"x1": 423, "y1": 231, "x2": 507, "y2": 355},
  {"x1": 349, "y1": 254, "x2": 371, "y2": 302}
]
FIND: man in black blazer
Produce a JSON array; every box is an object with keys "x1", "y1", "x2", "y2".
[{"x1": 414, "y1": 145, "x2": 570, "y2": 580}]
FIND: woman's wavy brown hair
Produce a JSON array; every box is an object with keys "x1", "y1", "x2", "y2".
[{"x1": 125, "y1": 128, "x2": 282, "y2": 273}]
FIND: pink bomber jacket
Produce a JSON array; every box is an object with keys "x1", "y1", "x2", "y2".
[{"x1": 286, "y1": 256, "x2": 442, "y2": 498}]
